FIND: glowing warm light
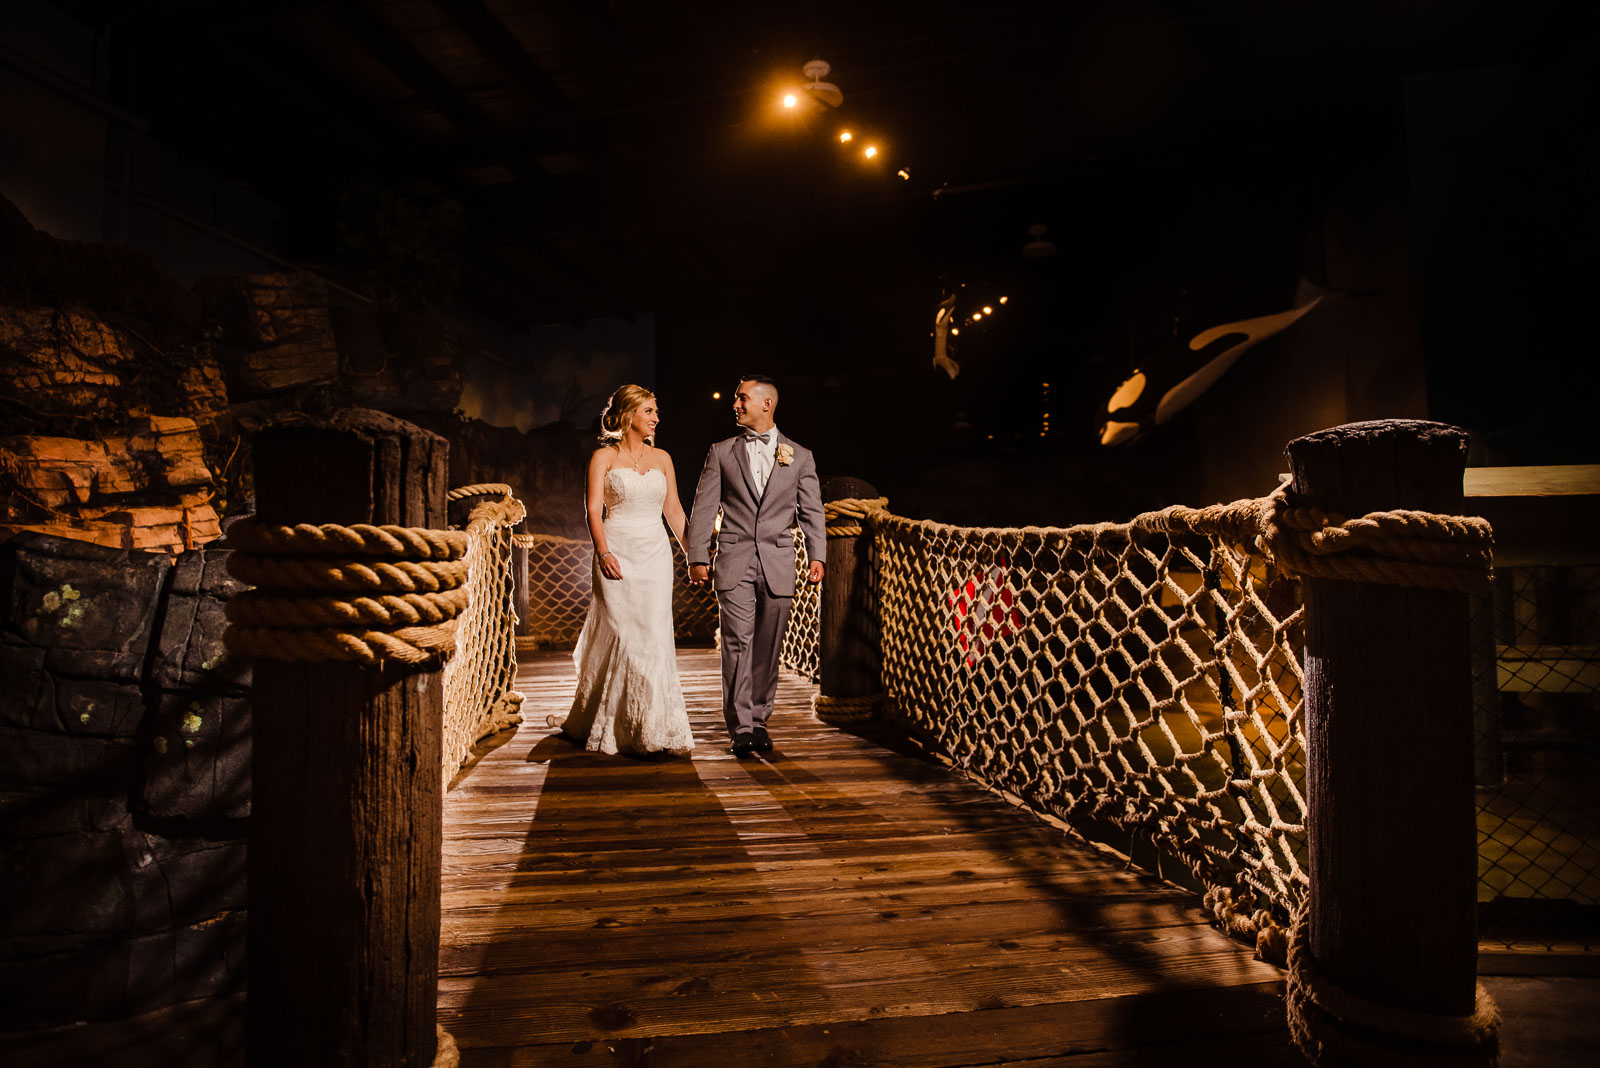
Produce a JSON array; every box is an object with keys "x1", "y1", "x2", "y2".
[
  {"x1": 1042, "y1": 381, "x2": 1050, "y2": 388},
  {"x1": 951, "y1": 328, "x2": 960, "y2": 335},
  {"x1": 896, "y1": 168, "x2": 910, "y2": 180},
  {"x1": 783, "y1": 94, "x2": 797, "y2": 108},
  {"x1": 839, "y1": 131, "x2": 853, "y2": 142},
  {"x1": 982, "y1": 306, "x2": 993, "y2": 315},
  {"x1": 864, "y1": 145, "x2": 878, "y2": 159},
  {"x1": 712, "y1": 391, "x2": 722, "y2": 400},
  {"x1": 1106, "y1": 370, "x2": 1146, "y2": 413},
  {"x1": 972, "y1": 312, "x2": 982, "y2": 320},
  {"x1": 999, "y1": 296, "x2": 1008, "y2": 304}
]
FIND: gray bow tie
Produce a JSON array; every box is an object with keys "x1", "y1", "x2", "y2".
[{"x1": 743, "y1": 432, "x2": 773, "y2": 446}]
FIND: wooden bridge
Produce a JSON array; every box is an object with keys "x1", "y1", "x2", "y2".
[
  {"x1": 436, "y1": 649, "x2": 1297, "y2": 1065},
  {"x1": 220, "y1": 416, "x2": 1527, "y2": 1067}
]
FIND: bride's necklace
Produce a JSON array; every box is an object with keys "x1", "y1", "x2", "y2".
[{"x1": 617, "y1": 442, "x2": 646, "y2": 471}]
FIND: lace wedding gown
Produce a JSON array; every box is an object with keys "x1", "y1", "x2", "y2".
[{"x1": 564, "y1": 467, "x2": 694, "y2": 756}]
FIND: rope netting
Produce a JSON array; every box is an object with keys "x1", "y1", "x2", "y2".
[
  {"x1": 870, "y1": 497, "x2": 1311, "y2": 945},
  {"x1": 780, "y1": 530, "x2": 821, "y2": 681},
  {"x1": 440, "y1": 484, "x2": 527, "y2": 786},
  {"x1": 514, "y1": 524, "x2": 816, "y2": 663},
  {"x1": 515, "y1": 531, "x2": 723, "y2": 644},
  {"x1": 807, "y1": 486, "x2": 1493, "y2": 959}
]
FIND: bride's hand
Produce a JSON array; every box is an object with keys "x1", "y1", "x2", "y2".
[{"x1": 599, "y1": 551, "x2": 624, "y2": 580}]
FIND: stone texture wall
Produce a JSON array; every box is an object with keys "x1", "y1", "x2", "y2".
[
  {"x1": 403, "y1": 410, "x2": 591, "y2": 538},
  {"x1": 2, "y1": 193, "x2": 468, "y2": 556},
  {"x1": 0, "y1": 532, "x2": 250, "y2": 1030}
]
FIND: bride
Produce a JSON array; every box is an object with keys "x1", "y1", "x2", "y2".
[{"x1": 562, "y1": 384, "x2": 695, "y2": 756}]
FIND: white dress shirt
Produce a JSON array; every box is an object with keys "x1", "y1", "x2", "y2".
[{"x1": 744, "y1": 425, "x2": 778, "y2": 496}]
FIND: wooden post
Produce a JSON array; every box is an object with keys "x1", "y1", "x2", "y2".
[
  {"x1": 512, "y1": 518, "x2": 531, "y2": 639},
  {"x1": 1288, "y1": 419, "x2": 1478, "y2": 1021},
  {"x1": 246, "y1": 409, "x2": 448, "y2": 1067},
  {"x1": 1470, "y1": 582, "x2": 1503, "y2": 787},
  {"x1": 819, "y1": 477, "x2": 880, "y2": 704}
]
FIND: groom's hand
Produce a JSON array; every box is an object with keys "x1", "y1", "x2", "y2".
[
  {"x1": 689, "y1": 564, "x2": 710, "y2": 586},
  {"x1": 807, "y1": 561, "x2": 825, "y2": 585}
]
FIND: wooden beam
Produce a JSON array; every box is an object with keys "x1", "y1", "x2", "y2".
[{"x1": 1465, "y1": 465, "x2": 1600, "y2": 566}]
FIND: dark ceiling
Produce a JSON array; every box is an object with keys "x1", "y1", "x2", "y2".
[{"x1": 45, "y1": 0, "x2": 1566, "y2": 331}]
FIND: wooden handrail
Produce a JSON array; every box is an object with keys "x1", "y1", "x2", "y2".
[{"x1": 1465, "y1": 464, "x2": 1600, "y2": 566}]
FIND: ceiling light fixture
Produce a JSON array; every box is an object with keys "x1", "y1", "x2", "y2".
[
  {"x1": 864, "y1": 145, "x2": 878, "y2": 159},
  {"x1": 1022, "y1": 223, "x2": 1057, "y2": 258},
  {"x1": 801, "y1": 58, "x2": 843, "y2": 109}
]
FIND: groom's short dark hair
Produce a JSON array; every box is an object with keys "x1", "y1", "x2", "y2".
[{"x1": 739, "y1": 373, "x2": 778, "y2": 402}]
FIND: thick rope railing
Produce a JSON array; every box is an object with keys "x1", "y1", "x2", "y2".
[
  {"x1": 224, "y1": 521, "x2": 469, "y2": 666},
  {"x1": 224, "y1": 484, "x2": 533, "y2": 787},
  {"x1": 789, "y1": 481, "x2": 1497, "y2": 1064},
  {"x1": 440, "y1": 485, "x2": 528, "y2": 787}
]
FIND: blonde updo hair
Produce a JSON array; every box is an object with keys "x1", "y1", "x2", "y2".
[{"x1": 598, "y1": 384, "x2": 655, "y2": 445}]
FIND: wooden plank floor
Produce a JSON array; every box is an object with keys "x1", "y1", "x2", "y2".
[{"x1": 438, "y1": 649, "x2": 1297, "y2": 1066}]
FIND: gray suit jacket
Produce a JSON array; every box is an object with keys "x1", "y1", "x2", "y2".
[{"x1": 686, "y1": 432, "x2": 826, "y2": 596}]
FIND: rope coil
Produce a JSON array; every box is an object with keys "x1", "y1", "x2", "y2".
[
  {"x1": 1286, "y1": 914, "x2": 1500, "y2": 1065},
  {"x1": 226, "y1": 521, "x2": 466, "y2": 560},
  {"x1": 224, "y1": 515, "x2": 468, "y2": 667},
  {"x1": 812, "y1": 692, "x2": 882, "y2": 724}
]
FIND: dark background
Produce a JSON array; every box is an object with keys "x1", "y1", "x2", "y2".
[{"x1": 3, "y1": 0, "x2": 1594, "y2": 525}]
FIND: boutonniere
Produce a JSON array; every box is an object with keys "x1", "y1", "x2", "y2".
[{"x1": 775, "y1": 442, "x2": 794, "y2": 466}]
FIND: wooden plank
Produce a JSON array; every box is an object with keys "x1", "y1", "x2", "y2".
[
  {"x1": 452, "y1": 980, "x2": 1290, "y2": 1067},
  {"x1": 1465, "y1": 465, "x2": 1600, "y2": 498},
  {"x1": 1462, "y1": 465, "x2": 1600, "y2": 565},
  {"x1": 438, "y1": 649, "x2": 1291, "y2": 1060}
]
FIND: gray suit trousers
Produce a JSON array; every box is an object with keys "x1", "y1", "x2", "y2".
[{"x1": 717, "y1": 551, "x2": 793, "y2": 738}]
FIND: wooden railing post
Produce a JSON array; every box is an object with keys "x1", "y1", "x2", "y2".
[
  {"x1": 817, "y1": 477, "x2": 881, "y2": 717},
  {"x1": 512, "y1": 519, "x2": 531, "y2": 639},
  {"x1": 245, "y1": 409, "x2": 448, "y2": 1067},
  {"x1": 1287, "y1": 420, "x2": 1480, "y2": 1039}
]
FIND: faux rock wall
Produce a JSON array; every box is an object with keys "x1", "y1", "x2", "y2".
[
  {"x1": 1, "y1": 416, "x2": 224, "y2": 552},
  {"x1": 404, "y1": 410, "x2": 591, "y2": 537},
  {"x1": 2, "y1": 193, "x2": 467, "y2": 557},
  {"x1": 0, "y1": 532, "x2": 250, "y2": 1030}
]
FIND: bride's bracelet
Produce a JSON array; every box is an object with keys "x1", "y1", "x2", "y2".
[{"x1": 600, "y1": 551, "x2": 616, "y2": 559}]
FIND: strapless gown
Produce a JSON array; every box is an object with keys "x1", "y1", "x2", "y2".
[{"x1": 564, "y1": 467, "x2": 694, "y2": 756}]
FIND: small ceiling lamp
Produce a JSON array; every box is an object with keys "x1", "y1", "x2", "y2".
[
  {"x1": 801, "y1": 58, "x2": 844, "y2": 108},
  {"x1": 1022, "y1": 223, "x2": 1057, "y2": 258},
  {"x1": 864, "y1": 145, "x2": 878, "y2": 159}
]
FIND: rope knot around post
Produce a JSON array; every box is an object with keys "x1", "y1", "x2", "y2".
[
  {"x1": 1286, "y1": 912, "x2": 1501, "y2": 1067},
  {"x1": 223, "y1": 516, "x2": 469, "y2": 667},
  {"x1": 814, "y1": 489, "x2": 889, "y2": 725},
  {"x1": 1260, "y1": 480, "x2": 1494, "y2": 592}
]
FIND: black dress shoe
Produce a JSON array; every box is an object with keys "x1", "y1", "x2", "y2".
[
  {"x1": 752, "y1": 726, "x2": 774, "y2": 753},
  {"x1": 731, "y1": 735, "x2": 756, "y2": 757}
]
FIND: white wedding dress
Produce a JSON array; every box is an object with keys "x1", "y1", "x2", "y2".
[{"x1": 564, "y1": 467, "x2": 694, "y2": 756}]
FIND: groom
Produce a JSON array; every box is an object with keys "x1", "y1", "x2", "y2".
[{"x1": 687, "y1": 375, "x2": 826, "y2": 757}]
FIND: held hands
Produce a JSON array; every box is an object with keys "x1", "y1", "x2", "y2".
[
  {"x1": 807, "y1": 560, "x2": 825, "y2": 585},
  {"x1": 688, "y1": 563, "x2": 710, "y2": 587},
  {"x1": 599, "y1": 551, "x2": 624, "y2": 581}
]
